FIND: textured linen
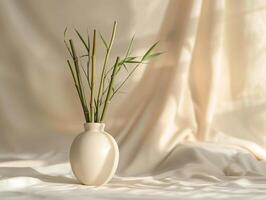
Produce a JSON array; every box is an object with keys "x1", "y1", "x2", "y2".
[
  {"x1": 1, "y1": 0, "x2": 266, "y2": 199},
  {"x1": 1, "y1": 143, "x2": 266, "y2": 200}
]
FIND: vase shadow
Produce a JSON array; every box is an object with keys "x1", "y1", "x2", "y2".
[{"x1": 0, "y1": 166, "x2": 78, "y2": 185}]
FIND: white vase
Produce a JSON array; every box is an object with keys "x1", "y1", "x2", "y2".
[{"x1": 69, "y1": 123, "x2": 119, "y2": 186}]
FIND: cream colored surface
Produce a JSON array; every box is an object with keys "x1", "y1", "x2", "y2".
[
  {"x1": 70, "y1": 123, "x2": 119, "y2": 186},
  {"x1": 1, "y1": 0, "x2": 266, "y2": 199}
]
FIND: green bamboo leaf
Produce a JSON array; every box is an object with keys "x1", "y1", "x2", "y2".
[
  {"x1": 122, "y1": 63, "x2": 129, "y2": 72},
  {"x1": 117, "y1": 61, "x2": 124, "y2": 66},
  {"x1": 124, "y1": 60, "x2": 144, "y2": 64},
  {"x1": 124, "y1": 56, "x2": 137, "y2": 62},
  {"x1": 75, "y1": 29, "x2": 89, "y2": 52},
  {"x1": 99, "y1": 32, "x2": 108, "y2": 49},
  {"x1": 143, "y1": 52, "x2": 164, "y2": 61},
  {"x1": 125, "y1": 35, "x2": 135, "y2": 57},
  {"x1": 115, "y1": 60, "x2": 129, "y2": 74},
  {"x1": 64, "y1": 27, "x2": 68, "y2": 38},
  {"x1": 142, "y1": 41, "x2": 159, "y2": 61},
  {"x1": 109, "y1": 57, "x2": 138, "y2": 75}
]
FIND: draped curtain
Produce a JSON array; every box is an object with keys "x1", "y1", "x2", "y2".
[
  {"x1": 1, "y1": 0, "x2": 266, "y2": 198},
  {"x1": 108, "y1": 0, "x2": 266, "y2": 175}
]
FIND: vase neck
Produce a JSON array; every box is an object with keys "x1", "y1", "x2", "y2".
[{"x1": 84, "y1": 123, "x2": 105, "y2": 132}]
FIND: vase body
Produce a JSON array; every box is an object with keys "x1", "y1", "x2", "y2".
[{"x1": 69, "y1": 123, "x2": 119, "y2": 186}]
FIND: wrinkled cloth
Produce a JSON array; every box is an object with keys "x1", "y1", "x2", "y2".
[
  {"x1": 1, "y1": 0, "x2": 266, "y2": 199},
  {"x1": 1, "y1": 143, "x2": 266, "y2": 200}
]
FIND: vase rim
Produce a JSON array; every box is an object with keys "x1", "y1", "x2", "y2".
[
  {"x1": 84, "y1": 122, "x2": 105, "y2": 125},
  {"x1": 84, "y1": 122, "x2": 105, "y2": 131}
]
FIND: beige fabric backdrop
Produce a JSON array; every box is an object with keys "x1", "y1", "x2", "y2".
[
  {"x1": 1, "y1": 0, "x2": 266, "y2": 199},
  {"x1": 108, "y1": 0, "x2": 266, "y2": 175},
  {"x1": 0, "y1": 0, "x2": 168, "y2": 159}
]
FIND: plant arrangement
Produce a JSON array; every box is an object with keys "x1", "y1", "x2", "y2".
[{"x1": 64, "y1": 21, "x2": 161, "y2": 123}]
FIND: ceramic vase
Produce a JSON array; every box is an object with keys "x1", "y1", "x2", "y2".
[{"x1": 69, "y1": 123, "x2": 119, "y2": 186}]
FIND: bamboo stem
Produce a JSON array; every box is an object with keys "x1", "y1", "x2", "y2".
[
  {"x1": 67, "y1": 60, "x2": 89, "y2": 121},
  {"x1": 97, "y1": 21, "x2": 117, "y2": 120},
  {"x1": 90, "y1": 30, "x2": 96, "y2": 122},
  {"x1": 64, "y1": 23, "x2": 161, "y2": 123},
  {"x1": 100, "y1": 57, "x2": 120, "y2": 122},
  {"x1": 67, "y1": 44, "x2": 90, "y2": 122},
  {"x1": 86, "y1": 32, "x2": 91, "y2": 88}
]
